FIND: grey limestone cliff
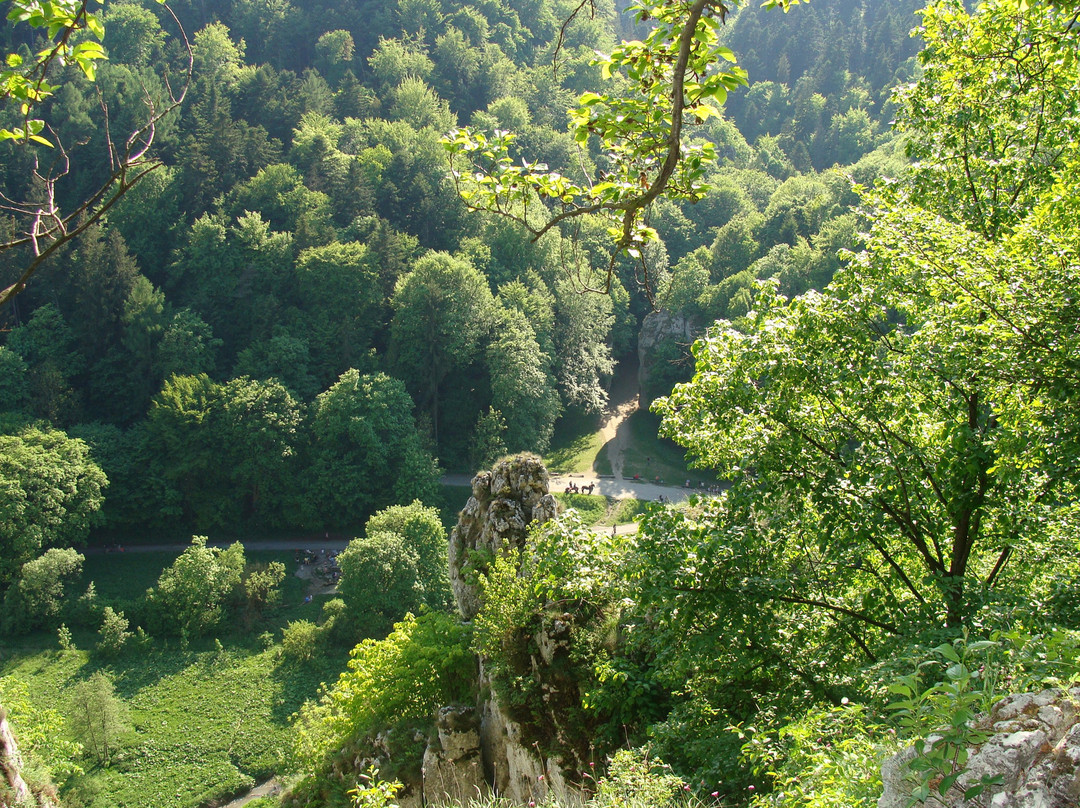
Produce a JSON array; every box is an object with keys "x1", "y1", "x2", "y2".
[{"x1": 879, "y1": 687, "x2": 1080, "y2": 808}]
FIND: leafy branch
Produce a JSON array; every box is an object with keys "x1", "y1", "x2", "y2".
[
  {"x1": 1, "y1": 0, "x2": 107, "y2": 145},
  {"x1": 0, "y1": 0, "x2": 192, "y2": 308},
  {"x1": 442, "y1": 0, "x2": 779, "y2": 296},
  {"x1": 888, "y1": 635, "x2": 1004, "y2": 806}
]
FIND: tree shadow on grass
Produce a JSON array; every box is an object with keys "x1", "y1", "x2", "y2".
[{"x1": 268, "y1": 650, "x2": 349, "y2": 725}]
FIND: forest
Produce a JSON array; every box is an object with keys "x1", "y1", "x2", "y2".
[{"x1": 1, "y1": 0, "x2": 1078, "y2": 806}]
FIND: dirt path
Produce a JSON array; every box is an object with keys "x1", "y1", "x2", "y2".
[
  {"x1": 222, "y1": 778, "x2": 281, "y2": 808},
  {"x1": 599, "y1": 361, "x2": 641, "y2": 481},
  {"x1": 294, "y1": 554, "x2": 340, "y2": 597}
]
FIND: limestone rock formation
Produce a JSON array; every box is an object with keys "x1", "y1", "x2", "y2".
[
  {"x1": 421, "y1": 706, "x2": 486, "y2": 806},
  {"x1": 637, "y1": 308, "x2": 697, "y2": 405},
  {"x1": 1, "y1": 706, "x2": 56, "y2": 808},
  {"x1": 1, "y1": 707, "x2": 31, "y2": 808},
  {"x1": 477, "y1": 660, "x2": 576, "y2": 806},
  {"x1": 442, "y1": 455, "x2": 575, "y2": 805},
  {"x1": 448, "y1": 454, "x2": 557, "y2": 621},
  {"x1": 879, "y1": 687, "x2": 1080, "y2": 808},
  {"x1": 341, "y1": 456, "x2": 579, "y2": 808}
]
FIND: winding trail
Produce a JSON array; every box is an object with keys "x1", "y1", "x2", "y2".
[
  {"x1": 599, "y1": 361, "x2": 641, "y2": 481},
  {"x1": 222, "y1": 778, "x2": 281, "y2": 808}
]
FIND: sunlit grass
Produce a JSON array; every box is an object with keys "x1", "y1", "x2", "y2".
[
  {"x1": 545, "y1": 407, "x2": 606, "y2": 474},
  {"x1": 619, "y1": 411, "x2": 718, "y2": 488},
  {"x1": 1, "y1": 636, "x2": 347, "y2": 808}
]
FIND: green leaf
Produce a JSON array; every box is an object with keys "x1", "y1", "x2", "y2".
[
  {"x1": 85, "y1": 13, "x2": 104, "y2": 40},
  {"x1": 938, "y1": 772, "x2": 960, "y2": 795},
  {"x1": 936, "y1": 643, "x2": 961, "y2": 663}
]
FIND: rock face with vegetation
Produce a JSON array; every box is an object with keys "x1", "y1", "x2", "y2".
[
  {"x1": 637, "y1": 309, "x2": 697, "y2": 406},
  {"x1": 880, "y1": 688, "x2": 1080, "y2": 808},
  {"x1": 419, "y1": 705, "x2": 484, "y2": 806},
  {"x1": 448, "y1": 455, "x2": 557, "y2": 620},
  {"x1": 440, "y1": 455, "x2": 574, "y2": 805},
  {"x1": 1, "y1": 708, "x2": 31, "y2": 807},
  {"x1": 1, "y1": 707, "x2": 55, "y2": 808}
]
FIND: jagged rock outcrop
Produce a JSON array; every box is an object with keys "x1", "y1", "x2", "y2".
[
  {"x1": 448, "y1": 454, "x2": 557, "y2": 621},
  {"x1": 441, "y1": 455, "x2": 574, "y2": 805},
  {"x1": 478, "y1": 679, "x2": 573, "y2": 805},
  {"x1": 637, "y1": 308, "x2": 696, "y2": 405},
  {"x1": 420, "y1": 706, "x2": 486, "y2": 806},
  {"x1": 879, "y1": 687, "x2": 1080, "y2": 808},
  {"x1": 335, "y1": 456, "x2": 583, "y2": 807},
  {"x1": 1, "y1": 706, "x2": 32, "y2": 808}
]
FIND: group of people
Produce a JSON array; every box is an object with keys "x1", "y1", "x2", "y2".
[{"x1": 295, "y1": 548, "x2": 341, "y2": 582}]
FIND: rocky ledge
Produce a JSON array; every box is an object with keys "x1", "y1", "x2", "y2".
[{"x1": 880, "y1": 687, "x2": 1080, "y2": 808}]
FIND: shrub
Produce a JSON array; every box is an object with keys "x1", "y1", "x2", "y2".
[
  {"x1": 281, "y1": 619, "x2": 319, "y2": 661},
  {"x1": 146, "y1": 537, "x2": 244, "y2": 636},
  {"x1": 243, "y1": 561, "x2": 287, "y2": 621},
  {"x1": 1, "y1": 548, "x2": 84, "y2": 634},
  {"x1": 97, "y1": 607, "x2": 133, "y2": 656},
  {"x1": 319, "y1": 597, "x2": 353, "y2": 644},
  {"x1": 349, "y1": 765, "x2": 403, "y2": 808},
  {"x1": 57, "y1": 624, "x2": 75, "y2": 651},
  {"x1": 594, "y1": 748, "x2": 689, "y2": 807},
  {"x1": 740, "y1": 704, "x2": 894, "y2": 808},
  {"x1": 294, "y1": 611, "x2": 474, "y2": 770},
  {"x1": 337, "y1": 532, "x2": 421, "y2": 636}
]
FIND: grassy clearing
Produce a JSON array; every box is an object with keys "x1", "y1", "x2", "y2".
[
  {"x1": 553, "y1": 494, "x2": 648, "y2": 527},
  {"x1": 545, "y1": 399, "x2": 714, "y2": 486},
  {"x1": 0, "y1": 547, "x2": 355, "y2": 808},
  {"x1": 600, "y1": 497, "x2": 649, "y2": 525},
  {"x1": 545, "y1": 407, "x2": 606, "y2": 474},
  {"x1": 1, "y1": 639, "x2": 346, "y2": 808},
  {"x1": 619, "y1": 411, "x2": 718, "y2": 488},
  {"x1": 554, "y1": 493, "x2": 609, "y2": 525}
]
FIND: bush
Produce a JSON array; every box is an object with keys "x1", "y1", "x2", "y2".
[
  {"x1": 318, "y1": 597, "x2": 353, "y2": 644},
  {"x1": 337, "y1": 532, "x2": 421, "y2": 636},
  {"x1": 1, "y1": 548, "x2": 84, "y2": 635},
  {"x1": 57, "y1": 624, "x2": 75, "y2": 651},
  {"x1": 293, "y1": 611, "x2": 474, "y2": 770},
  {"x1": 594, "y1": 748, "x2": 689, "y2": 807},
  {"x1": 739, "y1": 704, "x2": 894, "y2": 808},
  {"x1": 97, "y1": 607, "x2": 133, "y2": 656},
  {"x1": 281, "y1": 620, "x2": 319, "y2": 661},
  {"x1": 70, "y1": 582, "x2": 103, "y2": 629}
]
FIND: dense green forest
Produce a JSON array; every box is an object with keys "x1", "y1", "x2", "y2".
[
  {"x1": 0, "y1": 0, "x2": 921, "y2": 535},
  {"x1": 2, "y1": 0, "x2": 1079, "y2": 806}
]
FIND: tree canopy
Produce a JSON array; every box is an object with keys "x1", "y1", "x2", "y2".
[{"x1": 0, "y1": 425, "x2": 105, "y2": 586}]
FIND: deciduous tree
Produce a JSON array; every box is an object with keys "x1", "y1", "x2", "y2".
[
  {"x1": 1, "y1": 548, "x2": 84, "y2": 634},
  {"x1": 0, "y1": 426, "x2": 105, "y2": 587},
  {"x1": 67, "y1": 672, "x2": 129, "y2": 767},
  {"x1": 146, "y1": 536, "x2": 245, "y2": 636},
  {"x1": 0, "y1": 0, "x2": 189, "y2": 307},
  {"x1": 307, "y1": 369, "x2": 440, "y2": 527},
  {"x1": 364, "y1": 500, "x2": 450, "y2": 609},
  {"x1": 389, "y1": 252, "x2": 494, "y2": 445}
]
